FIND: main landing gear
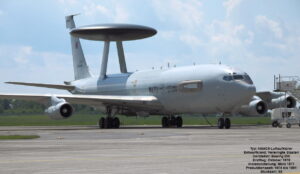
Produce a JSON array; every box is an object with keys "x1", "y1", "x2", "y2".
[
  {"x1": 99, "y1": 117, "x2": 120, "y2": 129},
  {"x1": 161, "y1": 116, "x2": 183, "y2": 128},
  {"x1": 217, "y1": 117, "x2": 231, "y2": 129},
  {"x1": 99, "y1": 107, "x2": 120, "y2": 129}
]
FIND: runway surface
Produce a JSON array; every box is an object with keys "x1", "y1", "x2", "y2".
[{"x1": 0, "y1": 125, "x2": 300, "y2": 174}]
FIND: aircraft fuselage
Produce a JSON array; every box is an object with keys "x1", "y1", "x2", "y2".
[{"x1": 71, "y1": 64, "x2": 256, "y2": 115}]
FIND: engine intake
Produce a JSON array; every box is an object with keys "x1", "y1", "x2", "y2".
[
  {"x1": 59, "y1": 103, "x2": 73, "y2": 117},
  {"x1": 286, "y1": 96, "x2": 297, "y2": 108},
  {"x1": 45, "y1": 96, "x2": 73, "y2": 120},
  {"x1": 238, "y1": 99, "x2": 268, "y2": 116},
  {"x1": 269, "y1": 95, "x2": 297, "y2": 109},
  {"x1": 256, "y1": 101, "x2": 267, "y2": 114}
]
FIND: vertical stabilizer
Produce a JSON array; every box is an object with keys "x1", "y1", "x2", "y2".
[{"x1": 65, "y1": 14, "x2": 91, "y2": 80}]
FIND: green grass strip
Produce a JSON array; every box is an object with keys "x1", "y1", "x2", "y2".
[
  {"x1": 0, "y1": 114, "x2": 271, "y2": 126},
  {"x1": 0, "y1": 135, "x2": 40, "y2": 140}
]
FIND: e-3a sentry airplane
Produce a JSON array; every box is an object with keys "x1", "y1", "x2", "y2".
[{"x1": 0, "y1": 15, "x2": 297, "y2": 129}]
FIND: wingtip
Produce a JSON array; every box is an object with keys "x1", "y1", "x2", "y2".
[{"x1": 5, "y1": 82, "x2": 20, "y2": 85}]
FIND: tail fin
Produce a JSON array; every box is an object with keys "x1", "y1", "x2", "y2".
[{"x1": 65, "y1": 14, "x2": 91, "y2": 80}]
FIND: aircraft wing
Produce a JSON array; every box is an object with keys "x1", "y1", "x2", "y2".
[
  {"x1": 0, "y1": 93, "x2": 162, "y2": 110},
  {"x1": 256, "y1": 91, "x2": 294, "y2": 102},
  {"x1": 255, "y1": 91, "x2": 272, "y2": 102}
]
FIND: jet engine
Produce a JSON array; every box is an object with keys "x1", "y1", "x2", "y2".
[
  {"x1": 238, "y1": 98, "x2": 268, "y2": 116},
  {"x1": 268, "y1": 95, "x2": 297, "y2": 109},
  {"x1": 45, "y1": 96, "x2": 73, "y2": 120}
]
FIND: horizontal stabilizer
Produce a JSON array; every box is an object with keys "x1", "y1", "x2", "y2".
[{"x1": 5, "y1": 82, "x2": 75, "y2": 91}]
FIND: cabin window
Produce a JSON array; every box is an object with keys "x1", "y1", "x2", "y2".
[{"x1": 178, "y1": 80, "x2": 203, "y2": 92}]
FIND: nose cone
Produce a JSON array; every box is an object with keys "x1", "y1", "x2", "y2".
[
  {"x1": 238, "y1": 82, "x2": 256, "y2": 103},
  {"x1": 247, "y1": 84, "x2": 256, "y2": 95}
]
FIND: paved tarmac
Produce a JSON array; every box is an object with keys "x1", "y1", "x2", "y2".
[{"x1": 0, "y1": 125, "x2": 300, "y2": 174}]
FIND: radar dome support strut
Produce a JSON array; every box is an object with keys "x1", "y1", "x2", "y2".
[
  {"x1": 100, "y1": 41, "x2": 127, "y2": 79},
  {"x1": 116, "y1": 41, "x2": 127, "y2": 73},
  {"x1": 70, "y1": 23, "x2": 157, "y2": 79},
  {"x1": 100, "y1": 41, "x2": 110, "y2": 79}
]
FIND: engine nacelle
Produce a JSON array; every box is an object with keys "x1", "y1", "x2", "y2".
[
  {"x1": 238, "y1": 99, "x2": 268, "y2": 116},
  {"x1": 45, "y1": 96, "x2": 73, "y2": 120},
  {"x1": 268, "y1": 95, "x2": 297, "y2": 109}
]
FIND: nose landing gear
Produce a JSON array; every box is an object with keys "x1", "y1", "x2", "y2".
[{"x1": 218, "y1": 117, "x2": 231, "y2": 129}]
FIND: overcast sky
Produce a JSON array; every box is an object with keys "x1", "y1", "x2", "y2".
[{"x1": 0, "y1": 0, "x2": 299, "y2": 94}]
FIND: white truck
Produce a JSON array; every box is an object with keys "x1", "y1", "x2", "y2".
[{"x1": 271, "y1": 108, "x2": 300, "y2": 128}]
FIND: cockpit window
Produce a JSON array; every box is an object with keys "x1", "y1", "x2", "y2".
[
  {"x1": 233, "y1": 75, "x2": 244, "y2": 80},
  {"x1": 243, "y1": 74, "x2": 253, "y2": 84},
  {"x1": 223, "y1": 74, "x2": 253, "y2": 84},
  {"x1": 223, "y1": 76, "x2": 233, "y2": 81}
]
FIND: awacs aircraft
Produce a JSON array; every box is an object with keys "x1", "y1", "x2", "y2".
[{"x1": 0, "y1": 15, "x2": 296, "y2": 129}]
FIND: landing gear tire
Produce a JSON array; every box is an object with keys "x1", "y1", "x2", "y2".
[
  {"x1": 176, "y1": 116, "x2": 183, "y2": 128},
  {"x1": 272, "y1": 121, "x2": 279, "y2": 128},
  {"x1": 286, "y1": 123, "x2": 291, "y2": 128},
  {"x1": 99, "y1": 117, "x2": 105, "y2": 129},
  {"x1": 112, "y1": 117, "x2": 120, "y2": 128},
  {"x1": 162, "y1": 117, "x2": 169, "y2": 128},
  {"x1": 98, "y1": 117, "x2": 120, "y2": 129},
  {"x1": 218, "y1": 118, "x2": 225, "y2": 129},
  {"x1": 161, "y1": 116, "x2": 183, "y2": 128},
  {"x1": 224, "y1": 118, "x2": 231, "y2": 129}
]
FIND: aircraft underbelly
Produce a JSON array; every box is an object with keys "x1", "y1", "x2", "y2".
[{"x1": 157, "y1": 92, "x2": 221, "y2": 114}]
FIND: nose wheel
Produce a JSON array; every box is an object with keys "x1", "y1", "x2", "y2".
[
  {"x1": 162, "y1": 116, "x2": 183, "y2": 128},
  {"x1": 218, "y1": 117, "x2": 231, "y2": 129}
]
